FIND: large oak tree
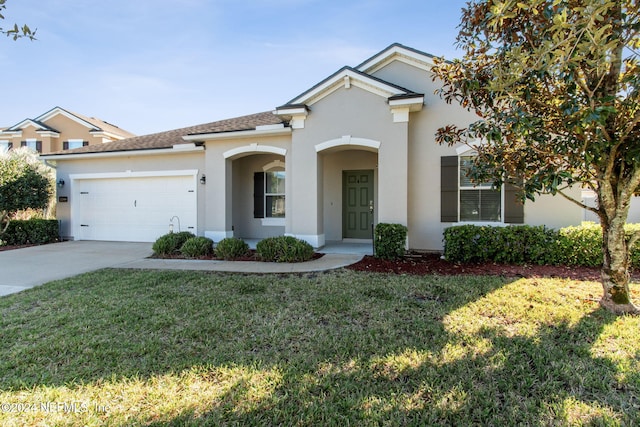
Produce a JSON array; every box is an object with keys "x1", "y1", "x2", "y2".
[{"x1": 433, "y1": 0, "x2": 640, "y2": 314}]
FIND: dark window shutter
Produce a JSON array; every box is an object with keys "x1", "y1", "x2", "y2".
[
  {"x1": 63, "y1": 141, "x2": 69, "y2": 150},
  {"x1": 7, "y1": 142, "x2": 12, "y2": 150},
  {"x1": 36, "y1": 141, "x2": 42, "y2": 153},
  {"x1": 441, "y1": 156, "x2": 458, "y2": 222},
  {"x1": 21, "y1": 141, "x2": 26, "y2": 147},
  {"x1": 83, "y1": 141, "x2": 89, "y2": 147},
  {"x1": 504, "y1": 183, "x2": 524, "y2": 223},
  {"x1": 253, "y1": 172, "x2": 265, "y2": 218}
]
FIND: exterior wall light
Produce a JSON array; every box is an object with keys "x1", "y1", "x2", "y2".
[
  {"x1": 57, "y1": 179, "x2": 65, "y2": 188},
  {"x1": 200, "y1": 175, "x2": 206, "y2": 184}
]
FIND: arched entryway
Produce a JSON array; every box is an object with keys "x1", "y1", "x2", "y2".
[{"x1": 315, "y1": 136, "x2": 380, "y2": 243}]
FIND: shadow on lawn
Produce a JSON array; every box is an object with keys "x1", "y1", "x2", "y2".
[{"x1": 0, "y1": 269, "x2": 635, "y2": 425}]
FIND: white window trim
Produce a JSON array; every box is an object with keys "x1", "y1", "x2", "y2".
[
  {"x1": 257, "y1": 163, "x2": 286, "y2": 224},
  {"x1": 458, "y1": 155, "x2": 504, "y2": 224}
]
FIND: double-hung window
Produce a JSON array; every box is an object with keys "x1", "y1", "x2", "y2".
[
  {"x1": 441, "y1": 155, "x2": 523, "y2": 224},
  {"x1": 458, "y1": 156, "x2": 501, "y2": 222},
  {"x1": 265, "y1": 171, "x2": 285, "y2": 218},
  {"x1": 254, "y1": 169, "x2": 285, "y2": 220}
]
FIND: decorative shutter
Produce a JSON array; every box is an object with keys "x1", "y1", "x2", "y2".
[
  {"x1": 63, "y1": 141, "x2": 69, "y2": 150},
  {"x1": 441, "y1": 156, "x2": 458, "y2": 222},
  {"x1": 36, "y1": 141, "x2": 42, "y2": 153},
  {"x1": 253, "y1": 172, "x2": 265, "y2": 218},
  {"x1": 83, "y1": 141, "x2": 89, "y2": 147},
  {"x1": 20, "y1": 141, "x2": 26, "y2": 147},
  {"x1": 7, "y1": 142, "x2": 12, "y2": 150},
  {"x1": 504, "y1": 183, "x2": 524, "y2": 223}
]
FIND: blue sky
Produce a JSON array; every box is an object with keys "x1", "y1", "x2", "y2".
[{"x1": 1, "y1": 0, "x2": 469, "y2": 135}]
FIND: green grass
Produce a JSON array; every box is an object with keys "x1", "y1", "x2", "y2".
[{"x1": 0, "y1": 269, "x2": 638, "y2": 426}]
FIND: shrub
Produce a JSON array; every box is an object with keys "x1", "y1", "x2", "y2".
[
  {"x1": 555, "y1": 223, "x2": 602, "y2": 267},
  {"x1": 256, "y1": 235, "x2": 314, "y2": 262},
  {"x1": 215, "y1": 237, "x2": 249, "y2": 260},
  {"x1": 180, "y1": 236, "x2": 214, "y2": 258},
  {"x1": 443, "y1": 222, "x2": 640, "y2": 268},
  {"x1": 374, "y1": 223, "x2": 407, "y2": 260},
  {"x1": 152, "y1": 231, "x2": 195, "y2": 256},
  {"x1": 2, "y1": 219, "x2": 59, "y2": 245}
]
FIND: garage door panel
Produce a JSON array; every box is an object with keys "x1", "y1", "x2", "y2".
[{"x1": 74, "y1": 175, "x2": 197, "y2": 242}]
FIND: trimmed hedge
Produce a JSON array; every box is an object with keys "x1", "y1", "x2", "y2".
[
  {"x1": 215, "y1": 237, "x2": 249, "y2": 260},
  {"x1": 443, "y1": 223, "x2": 640, "y2": 267},
  {"x1": 2, "y1": 219, "x2": 59, "y2": 245},
  {"x1": 152, "y1": 231, "x2": 196, "y2": 256},
  {"x1": 180, "y1": 236, "x2": 214, "y2": 258},
  {"x1": 374, "y1": 223, "x2": 408, "y2": 260},
  {"x1": 256, "y1": 236, "x2": 314, "y2": 263}
]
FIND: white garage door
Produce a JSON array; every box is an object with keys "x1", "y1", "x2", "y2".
[{"x1": 73, "y1": 174, "x2": 197, "y2": 242}]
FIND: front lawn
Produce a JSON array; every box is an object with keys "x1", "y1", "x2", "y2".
[{"x1": 0, "y1": 269, "x2": 638, "y2": 426}]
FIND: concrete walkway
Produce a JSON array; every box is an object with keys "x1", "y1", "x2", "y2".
[
  {"x1": 0, "y1": 241, "x2": 365, "y2": 297},
  {"x1": 121, "y1": 253, "x2": 364, "y2": 274}
]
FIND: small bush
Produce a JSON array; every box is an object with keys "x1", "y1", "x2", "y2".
[
  {"x1": 215, "y1": 237, "x2": 249, "y2": 260},
  {"x1": 180, "y1": 236, "x2": 214, "y2": 258},
  {"x1": 374, "y1": 223, "x2": 407, "y2": 260},
  {"x1": 256, "y1": 236, "x2": 314, "y2": 262},
  {"x1": 152, "y1": 231, "x2": 195, "y2": 256},
  {"x1": 2, "y1": 219, "x2": 59, "y2": 245}
]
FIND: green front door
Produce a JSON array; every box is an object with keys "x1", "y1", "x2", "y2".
[{"x1": 343, "y1": 170, "x2": 374, "y2": 239}]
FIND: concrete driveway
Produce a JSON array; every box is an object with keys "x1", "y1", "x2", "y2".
[{"x1": 0, "y1": 241, "x2": 153, "y2": 296}]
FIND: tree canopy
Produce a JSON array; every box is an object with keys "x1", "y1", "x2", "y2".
[{"x1": 433, "y1": 0, "x2": 640, "y2": 314}]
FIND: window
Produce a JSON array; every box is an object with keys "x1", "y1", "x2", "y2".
[
  {"x1": 64, "y1": 139, "x2": 88, "y2": 150},
  {"x1": 254, "y1": 170, "x2": 285, "y2": 219},
  {"x1": 441, "y1": 155, "x2": 523, "y2": 224},
  {"x1": 0, "y1": 141, "x2": 11, "y2": 153},
  {"x1": 265, "y1": 171, "x2": 285, "y2": 217},
  {"x1": 458, "y1": 156, "x2": 501, "y2": 222},
  {"x1": 21, "y1": 138, "x2": 42, "y2": 153}
]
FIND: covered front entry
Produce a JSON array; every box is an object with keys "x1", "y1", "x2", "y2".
[{"x1": 343, "y1": 170, "x2": 374, "y2": 239}]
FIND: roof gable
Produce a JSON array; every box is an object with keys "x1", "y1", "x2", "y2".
[
  {"x1": 356, "y1": 43, "x2": 439, "y2": 75},
  {"x1": 35, "y1": 106, "x2": 102, "y2": 131},
  {"x1": 281, "y1": 66, "x2": 418, "y2": 108},
  {"x1": 5, "y1": 118, "x2": 59, "y2": 133}
]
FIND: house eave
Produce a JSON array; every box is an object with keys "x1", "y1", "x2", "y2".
[
  {"x1": 40, "y1": 144, "x2": 205, "y2": 161},
  {"x1": 183, "y1": 126, "x2": 292, "y2": 142}
]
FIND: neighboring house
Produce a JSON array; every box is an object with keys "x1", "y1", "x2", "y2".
[
  {"x1": 41, "y1": 44, "x2": 585, "y2": 251},
  {"x1": 0, "y1": 106, "x2": 135, "y2": 154}
]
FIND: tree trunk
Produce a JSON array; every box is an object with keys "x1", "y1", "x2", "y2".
[{"x1": 600, "y1": 214, "x2": 639, "y2": 314}]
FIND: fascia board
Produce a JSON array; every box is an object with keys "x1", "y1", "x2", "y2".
[
  {"x1": 182, "y1": 126, "x2": 291, "y2": 142},
  {"x1": 288, "y1": 68, "x2": 406, "y2": 106},
  {"x1": 40, "y1": 145, "x2": 204, "y2": 161},
  {"x1": 357, "y1": 44, "x2": 438, "y2": 74},
  {"x1": 35, "y1": 107, "x2": 101, "y2": 131}
]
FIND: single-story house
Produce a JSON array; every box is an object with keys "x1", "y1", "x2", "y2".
[{"x1": 41, "y1": 43, "x2": 586, "y2": 251}]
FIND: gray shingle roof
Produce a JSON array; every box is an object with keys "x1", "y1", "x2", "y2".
[{"x1": 46, "y1": 111, "x2": 285, "y2": 156}]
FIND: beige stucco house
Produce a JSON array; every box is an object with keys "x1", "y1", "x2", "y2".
[
  {"x1": 41, "y1": 44, "x2": 584, "y2": 251},
  {"x1": 0, "y1": 106, "x2": 135, "y2": 154}
]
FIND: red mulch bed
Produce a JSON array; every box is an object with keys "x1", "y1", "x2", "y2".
[{"x1": 346, "y1": 252, "x2": 639, "y2": 281}]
